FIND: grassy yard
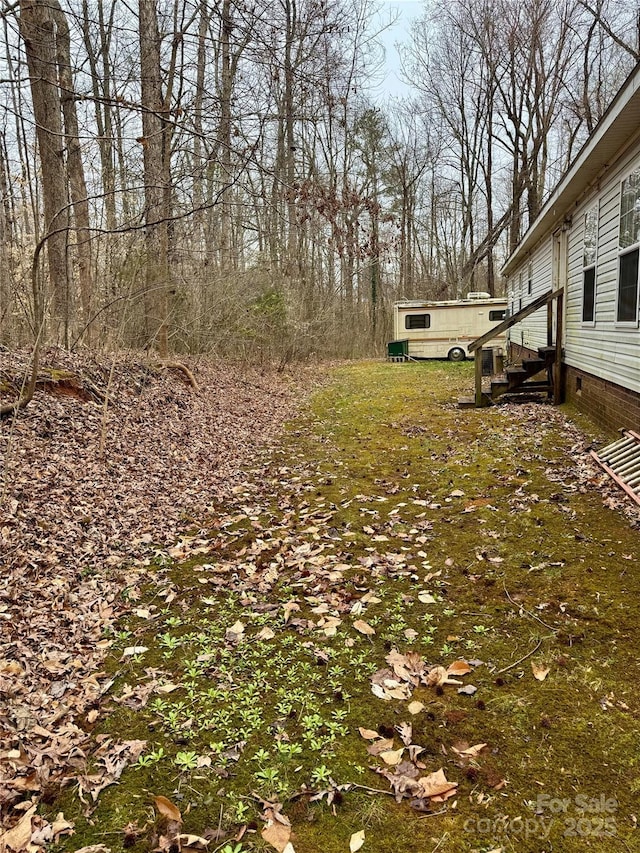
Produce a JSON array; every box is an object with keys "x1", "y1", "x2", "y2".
[{"x1": 55, "y1": 361, "x2": 640, "y2": 853}]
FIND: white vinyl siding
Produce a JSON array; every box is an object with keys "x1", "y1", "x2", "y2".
[
  {"x1": 501, "y1": 64, "x2": 640, "y2": 401},
  {"x1": 595, "y1": 189, "x2": 622, "y2": 318},
  {"x1": 508, "y1": 146, "x2": 640, "y2": 396},
  {"x1": 507, "y1": 241, "x2": 553, "y2": 352},
  {"x1": 563, "y1": 147, "x2": 640, "y2": 395}
]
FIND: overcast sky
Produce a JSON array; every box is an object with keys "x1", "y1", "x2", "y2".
[{"x1": 374, "y1": 0, "x2": 424, "y2": 100}]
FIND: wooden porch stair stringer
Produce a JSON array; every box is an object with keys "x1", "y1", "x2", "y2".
[
  {"x1": 463, "y1": 288, "x2": 564, "y2": 408},
  {"x1": 490, "y1": 346, "x2": 556, "y2": 401}
]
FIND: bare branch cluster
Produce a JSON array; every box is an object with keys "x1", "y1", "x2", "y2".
[{"x1": 0, "y1": 0, "x2": 636, "y2": 365}]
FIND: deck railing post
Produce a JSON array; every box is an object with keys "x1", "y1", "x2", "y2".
[
  {"x1": 554, "y1": 291, "x2": 564, "y2": 404},
  {"x1": 547, "y1": 300, "x2": 553, "y2": 347},
  {"x1": 475, "y1": 346, "x2": 484, "y2": 407}
]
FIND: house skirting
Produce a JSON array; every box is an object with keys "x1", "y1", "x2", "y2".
[
  {"x1": 508, "y1": 342, "x2": 640, "y2": 434},
  {"x1": 564, "y1": 366, "x2": 640, "y2": 435}
]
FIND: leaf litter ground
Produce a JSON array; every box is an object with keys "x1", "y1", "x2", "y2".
[{"x1": 3, "y1": 359, "x2": 640, "y2": 853}]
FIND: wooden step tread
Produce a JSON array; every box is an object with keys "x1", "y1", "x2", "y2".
[
  {"x1": 458, "y1": 396, "x2": 477, "y2": 409},
  {"x1": 458, "y1": 394, "x2": 491, "y2": 408},
  {"x1": 537, "y1": 346, "x2": 557, "y2": 359},
  {"x1": 491, "y1": 379, "x2": 551, "y2": 390},
  {"x1": 502, "y1": 383, "x2": 551, "y2": 394}
]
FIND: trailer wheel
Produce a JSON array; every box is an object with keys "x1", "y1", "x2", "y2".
[{"x1": 448, "y1": 347, "x2": 466, "y2": 362}]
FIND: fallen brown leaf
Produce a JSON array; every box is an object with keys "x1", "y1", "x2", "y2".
[
  {"x1": 366, "y1": 737, "x2": 395, "y2": 756},
  {"x1": 178, "y1": 834, "x2": 209, "y2": 849},
  {"x1": 154, "y1": 795, "x2": 182, "y2": 823},
  {"x1": 452, "y1": 743, "x2": 487, "y2": 758},
  {"x1": 353, "y1": 619, "x2": 375, "y2": 636},
  {"x1": 282, "y1": 602, "x2": 300, "y2": 624},
  {"x1": 349, "y1": 829, "x2": 365, "y2": 852},
  {"x1": 447, "y1": 660, "x2": 472, "y2": 677},
  {"x1": 261, "y1": 808, "x2": 291, "y2": 852},
  {"x1": 73, "y1": 847, "x2": 111, "y2": 853},
  {"x1": 358, "y1": 728, "x2": 380, "y2": 741},
  {"x1": 425, "y1": 666, "x2": 448, "y2": 687},
  {"x1": 532, "y1": 662, "x2": 550, "y2": 681},
  {"x1": 396, "y1": 722, "x2": 412, "y2": 746},
  {"x1": 416, "y1": 768, "x2": 458, "y2": 800},
  {"x1": 379, "y1": 747, "x2": 405, "y2": 766},
  {"x1": 120, "y1": 646, "x2": 148, "y2": 659},
  {"x1": 0, "y1": 805, "x2": 37, "y2": 853}
]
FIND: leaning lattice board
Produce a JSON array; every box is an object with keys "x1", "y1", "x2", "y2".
[{"x1": 591, "y1": 430, "x2": 640, "y2": 507}]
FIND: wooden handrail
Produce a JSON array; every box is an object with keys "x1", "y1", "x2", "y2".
[{"x1": 468, "y1": 287, "x2": 564, "y2": 352}]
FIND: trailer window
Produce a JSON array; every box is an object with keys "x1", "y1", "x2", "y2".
[
  {"x1": 489, "y1": 310, "x2": 506, "y2": 321},
  {"x1": 405, "y1": 314, "x2": 430, "y2": 329}
]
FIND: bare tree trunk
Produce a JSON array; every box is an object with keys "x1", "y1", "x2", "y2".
[
  {"x1": 485, "y1": 87, "x2": 495, "y2": 295},
  {"x1": 51, "y1": 0, "x2": 94, "y2": 338},
  {"x1": 81, "y1": 0, "x2": 117, "y2": 234},
  {"x1": 138, "y1": 0, "x2": 170, "y2": 357},
  {"x1": 0, "y1": 133, "x2": 12, "y2": 334},
  {"x1": 218, "y1": 0, "x2": 233, "y2": 274},
  {"x1": 20, "y1": 0, "x2": 70, "y2": 343},
  {"x1": 192, "y1": 1, "x2": 209, "y2": 251},
  {"x1": 4, "y1": 15, "x2": 34, "y2": 241},
  {"x1": 284, "y1": 0, "x2": 298, "y2": 276}
]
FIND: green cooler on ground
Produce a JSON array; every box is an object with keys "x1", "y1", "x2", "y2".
[{"x1": 387, "y1": 339, "x2": 409, "y2": 361}]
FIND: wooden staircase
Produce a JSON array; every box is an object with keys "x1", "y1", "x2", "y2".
[
  {"x1": 489, "y1": 345, "x2": 556, "y2": 401},
  {"x1": 461, "y1": 288, "x2": 565, "y2": 408}
]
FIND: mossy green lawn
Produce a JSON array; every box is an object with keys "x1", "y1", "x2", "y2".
[{"x1": 54, "y1": 362, "x2": 640, "y2": 853}]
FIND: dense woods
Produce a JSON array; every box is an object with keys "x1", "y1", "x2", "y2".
[{"x1": 0, "y1": 0, "x2": 638, "y2": 361}]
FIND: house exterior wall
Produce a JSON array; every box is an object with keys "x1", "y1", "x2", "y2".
[
  {"x1": 564, "y1": 365, "x2": 640, "y2": 434},
  {"x1": 505, "y1": 138, "x2": 640, "y2": 430},
  {"x1": 563, "y1": 145, "x2": 640, "y2": 397},
  {"x1": 506, "y1": 240, "x2": 553, "y2": 352}
]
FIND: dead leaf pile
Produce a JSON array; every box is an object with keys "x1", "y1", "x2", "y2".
[
  {"x1": 0, "y1": 804, "x2": 74, "y2": 853},
  {"x1": 360, "y1": 723, "x2": 458, "y2": 810},
  {"x1": 370, "y1": 650, "x2": 479, "y2": 701},
  {"x1": 77, "y1": 739, "x2": 147, "y2": 806},
  {"x1": 508, "y1": 402, "x2": 640, "y2": 524},
  {"x1": 0, "y1": 349, "x2": 312, "y2": 829},
  {"x1": 259, "y1": 800, "x2": 295, "y2": 853}
]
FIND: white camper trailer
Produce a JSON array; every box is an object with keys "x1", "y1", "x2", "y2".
[{"x1": 391, "y1": 293, "x2": 508, "y2": 361}]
